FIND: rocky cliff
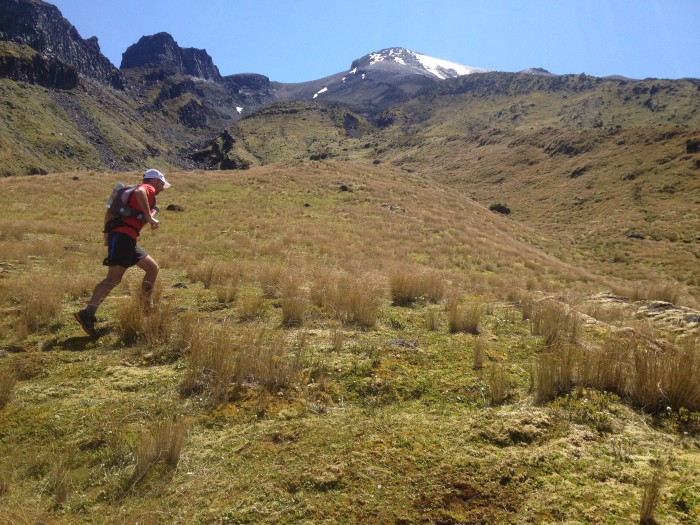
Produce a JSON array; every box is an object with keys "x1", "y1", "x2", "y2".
[
  {"x1": 0, "y1": 40, "x2": 77, "y2": 88},
  {"x1": 0, "y1": 0, "x2": 125, "y2": 89},
  {"x1": 120, "y1": 32, "x2": 222, "y2": 82}
]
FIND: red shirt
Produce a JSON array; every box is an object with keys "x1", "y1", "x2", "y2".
[{"x1": 112, "y1": 183, "x2": 157, "y2": 239}]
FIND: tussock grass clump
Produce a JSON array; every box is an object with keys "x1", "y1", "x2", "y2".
[
  {"x1": 0, "y1": 219, "x2": 25, "y2": 241},
  {"x1": 313, "y1": 272, "x2": 383, "y2": 328},
  {"x1": 234, "y1": 328, "x2": 305, "y2": 391},
  {"x1": 0, "y1": 460, "x2": 10, "y2": 496},
  {"x1": 258, "y1": 263, "x2": 285, "y2": 298},
  {"x1": 527, "y1": 299, "x2": 580, "y2": 348},
  {"x1": 186, "y1": 260, "x2": 244, "y2": 290},
  {"x1": 280, "y1": 274, "x2": 308, "y2": 327},
  {"x1": 425, "y1": 306, "x2": 440, "y2": 331},
  {"x1": 130, "y1": 419, "x2": 187, "y2": 486},
  {"x1": 447, "y1": 295, "x2": 483, "y2": 334},
  {"x1": 330, "y1": 325, "x2": 345, "y2": 351},
  {"x1": 472, "y1": 335, "x2": 487, "y2": 370},
  {"x1": 488, "y1": 363, "x2": 508, "y2": 405},
  {"x1": 581, "y1": 332, "x2": 636, "y2": 393},
  {"x1": 336, "y1": 275, "x2": 383, "y2": 328},
  {"x1": 614, "y1": 281, "x2": 684, "y2": 304},
  {"x1": 237, "y1": 290, "x2": 267, "y2": 321},
  {"x1": 639, "y1": 468, "x2": 664, "y2": 525},
  {"x1": 0, "y1": 366, "x2": 16, "y2": 408},
  {"x1": 531, "y1": 345, "x2": 580, "y2": 404},
  {"x1": 16, "y1": 276, "x2": 63, "y2": 338},
  {"x1": 179, "y1": 325, "x2": 235, "y2": 406},
  {"x1": 115, "y1": 281, "x2": 177, "y2": 348},
  {"x1": 180, "y1": 324, "x2": 305, "y2": 404},
  {"x1": 214, "y1": 276, "x2": 240, "y2": 304},
  {"x1": 50, "y1": 452, "x2": 73, "y2": 507},
  {"x1": 389, "y1": 266, "x2": 444, "y2": 306},
  {"x1": 186, "y1": 260, "x2": 217, "y2": 289},
  {"x1": 631, "y1": 338, "x2": 700, "y2": 413},
  {"x1": 310, "y1": 268, "x2": 336, "y2": 310}
]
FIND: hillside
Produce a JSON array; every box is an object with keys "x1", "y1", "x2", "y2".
[
  {"x1": 213, "y1": 74, "x2": 700, "y2": 304},
  {"x1": 0, "y1": 165, "x2": 699, "y2": 523}
]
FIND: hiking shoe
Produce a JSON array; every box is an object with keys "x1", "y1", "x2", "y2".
[{"x1": 74, "y1": 310, "x2": 99, "y2": 338}]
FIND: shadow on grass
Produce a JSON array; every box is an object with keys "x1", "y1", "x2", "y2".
[{"x1": 42, "y1": 334, "x2": 106, "y2": 352}]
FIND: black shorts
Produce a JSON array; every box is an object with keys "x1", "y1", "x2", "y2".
[{"x1": 103, "y1": 232, "x2": 148, "y2": 268}]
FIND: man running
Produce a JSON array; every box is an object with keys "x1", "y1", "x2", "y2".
[{"x1": 74, "y1": 169, "x2": 171, "y2": 338}]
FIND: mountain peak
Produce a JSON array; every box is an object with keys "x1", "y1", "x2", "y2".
[
  {"x1": 351, "y1": 47, "x2": 489, "y2": 80},
  {"x1": 121, "y1": 32, "x2": 222, "y2": 82}
]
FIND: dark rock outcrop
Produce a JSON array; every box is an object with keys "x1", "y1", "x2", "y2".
[
  {"x1": 0, "y1": 0, "x2": 125, "y2": 89},
  {"x1": 0, "y1": 42, "x2": 77, "y2": 88},
  {"x1": 178, "y1": 98, "x2": 208, "y2": 128},
  {"x1": 154, "y1": 79, "x2": 203, "y2": 108},
  {"x1": 120, "y1": 32, "x2": 222, "y2": 82},
  {"x1": 489, "y1": 203, "x2": 511, "y2": 215}
]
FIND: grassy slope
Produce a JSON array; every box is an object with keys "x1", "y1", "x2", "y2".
[
  {"x1": 225, "y1": 76, "x2": 700, "y2": 303},
  {"x1": 377, "y1": 75, "x2": 700, "y2": 300},
  {"x1": 0, "y1": 165, "x2": 699, "y2": 524}
]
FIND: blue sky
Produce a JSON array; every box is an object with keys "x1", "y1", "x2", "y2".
[{"x1": 50, "y1": 0, "x2": 700, "y2": 82}]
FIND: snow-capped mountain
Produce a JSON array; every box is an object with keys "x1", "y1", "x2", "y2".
[
  {"x1": 273, "y1": 47, "x2": 488, "y2": 115},
  {"x1": 351, "y1": 47, "x2": 489, "y2": 80}
]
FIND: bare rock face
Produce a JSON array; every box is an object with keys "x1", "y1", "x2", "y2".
[
  {"x1": 0, "y1": 0, "x2": 125, "y2": 89},
  {"x1": 223, "y1": 73, "x2": 276, "y2": 108},
  {"x1": 120, "y1": 32, "x2": 222, "y2": 82},
  {"x1": 0, "y1": 42, "x2": 78, "y2": 88}
]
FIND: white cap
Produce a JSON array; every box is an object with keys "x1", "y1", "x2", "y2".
[{"x1": 143, "y1": 168, "x2": 171, "y2": 189}]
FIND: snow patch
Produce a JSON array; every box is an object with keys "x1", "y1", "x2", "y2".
[
  {"x1": 365, "y1": 48, "x2": 487, "y2": 80},
  {"x1": 369, "y1": 52, "x2": 384, "y2": 66},
  {"x1": 413, "y1": 51, "x2": 482, "y2": 79},
  {"x1": 313, "y1": 87, "x2": 328, "y2": 99}
]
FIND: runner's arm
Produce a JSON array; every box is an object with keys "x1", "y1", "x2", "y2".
[
  {"x1": 103, "y1": 210, "x2": 114, "y2": 245},
  {"x1": 135, "y1": 186, "x2": 159, "y2": 228}
]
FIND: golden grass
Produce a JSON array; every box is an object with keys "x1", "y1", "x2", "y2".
[
  {"x1": 15, "y1": 275, "x2": 63, "y2": 340},
  {"x1": 425, "y1": 306, "x2": 440, "y2": 331},
  {"x1": 0, "y1": 366, "x2": 15, "y2": 408},
  {"x1": 472, "y1": 335, "x2": 487, "y2": 370},
  {"x1": 280, "y1": 274, "x2": 308, "y2": 327},
  {"x1": 233, "y1": 328, "x2": 305, "y2": 392},
  {"x1": 130, "y1": 419, "x2": 187, "y2": 487},
  {"x1": 488, "y1": 363, "x2": 508, "y2": 405},
  {"x1": 236, "y1": 290, "x2": 267, "y2": 321},
  {"x1": 330, "y1": 325, "x2": 345, "y2": 351},
  {"x1": 50, "y1": 452, "x2": 73, "y2": 507},
  {"x1": 179, "y1": 324, "x2": 235, "y2": 406},
  {"x1": 388, "y1": 266, "x2": 444, "y2": 306},
  {"x1": 0, "y1": 166, "x2": 699, "y2": 523},
  {"x1": 640, "y1": 468, "x2": 664, "y2": 525},
  {"x1": 631, "y1": 339, "x2": 700, "y2": 413},
  {"x1": 0, "y1": 460, "x2": 9, "y2": 496},
  {"x1": 613, "y1": 281, "x2": 685, "y2": 304},
  {"x1": 527, "y1": 299, "x2": 580, "y2": 349},
  {"x1": 447, "y1": 294, "x2": 483, "y2": 334}
]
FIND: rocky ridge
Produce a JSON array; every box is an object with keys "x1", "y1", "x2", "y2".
[
  {"x1": 121, "y1": 32, "x2": 222, "y2": 82},
  {"x1": 0, "y1": 0, "x2": 124, "y2": 88}
]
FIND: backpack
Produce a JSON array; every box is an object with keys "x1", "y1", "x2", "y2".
[
  {"x1": 106, "y1": 183, "x2": 158, "y2": 222},
  {"x1": 104, "y1": 183, "x2": 159, "y2": 233}
]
